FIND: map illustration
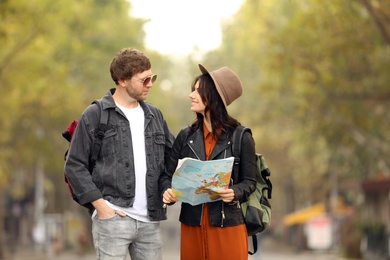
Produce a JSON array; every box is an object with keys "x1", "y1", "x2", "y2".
[{"x1": 172, "y1": 157, "x2": 234, "y2": 206}]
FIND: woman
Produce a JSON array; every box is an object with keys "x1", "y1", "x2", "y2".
[{"x1": 159, "y1": 64, "x2": 257, "y2": 260}]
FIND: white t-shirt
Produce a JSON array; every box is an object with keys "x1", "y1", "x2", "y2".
[{"x1": 95, "y1": 102, "x2": 151, "y2": 222}]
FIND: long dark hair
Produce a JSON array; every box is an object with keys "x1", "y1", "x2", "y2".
[{"x1": 190, "y1": 73, "x2": 240, "y2": 139}]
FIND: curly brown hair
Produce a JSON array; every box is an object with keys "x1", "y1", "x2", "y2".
[{"x1": 109, "y1": 48, "x2": 151, "y2": 85}]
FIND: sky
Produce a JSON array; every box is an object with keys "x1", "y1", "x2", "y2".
[{"x1": 130, "y1": 0, "x2": 244, "y2": 56}]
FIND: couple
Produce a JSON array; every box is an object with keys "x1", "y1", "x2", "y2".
[{"x1": 64, "y1": 47, "x2": 257, "y2": 260}]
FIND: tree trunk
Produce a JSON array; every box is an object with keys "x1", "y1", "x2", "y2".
[
  {"x1": 361, "y1": 0, "x2": 390, "y2": 45},
  {"x1": 0, "y1": 190, "x2": 5, "y2": 259}
]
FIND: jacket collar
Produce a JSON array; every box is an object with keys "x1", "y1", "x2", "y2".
[
  {"x1": 102, "y1": 88, "x2": 154, "y2": 119},
  {"x1": 187, "y1": 128, "x2": 232, "y2": 161}
]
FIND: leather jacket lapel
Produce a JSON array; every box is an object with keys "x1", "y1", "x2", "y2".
[
  {"x1": 209, "y1": 134, "x2": 231, "y2": 160},
  {"x1": 187, "y1": 128, "x2": 206, "y2": 160},
  {"x1": 187, "y1": 128, "x2": 232, "y2": 161}
]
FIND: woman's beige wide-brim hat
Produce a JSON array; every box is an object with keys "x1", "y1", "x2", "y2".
[{"x1": 198, "y1": 64, "x2": 243, "y2": 107}]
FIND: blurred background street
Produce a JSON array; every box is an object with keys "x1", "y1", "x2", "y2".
[
  {"x1": 1, "y1": 1, "x2": 389, "y2": 260},
  {"x1": 3, "y1": 205, "x2": 356, "y2": 260},
  {"x1": 9, "y1": 235, "x2": 339, "y2": 260}
]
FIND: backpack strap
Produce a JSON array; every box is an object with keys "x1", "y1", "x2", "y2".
[
  {"x1": 261, "y1": 164, "x2": 273, "y2": 199},
  {"x1": 90, "y1": 99, "x2": 110, "y2": 169},
  {"x1": 249, "y1": 235, "x2": 258, "y2": 255},
  {"x1": 232, "y1": 125, "x2": 258, "y2": 255},
  {"x1": 232, "y1": 125, "x2": 252, "y2": 184}
]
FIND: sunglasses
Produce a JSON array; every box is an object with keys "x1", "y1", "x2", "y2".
[{"x1": 132, "y1": 74, "x2": 157, "y2": 86}]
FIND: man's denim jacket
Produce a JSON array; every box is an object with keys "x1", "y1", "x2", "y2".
[{"x1": 65, "y1": 88, "x2": 174, "y2": 221}]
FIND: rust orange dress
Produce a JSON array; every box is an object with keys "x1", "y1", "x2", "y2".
[{"x1": 180, "y1": 124, "x2": 248, "y2": 260}]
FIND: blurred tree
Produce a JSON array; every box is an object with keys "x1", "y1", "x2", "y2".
[
  {"x1": 0, "y1": 0, "x2": 149, "y2": 255},
  {"x1": 0, "y1": 0, "x2": 389, "y2": 256},
  {"x1": 362, "y1": 0, "x2": 390, "y2": 45},
  {"x1": 205, "y1": 0, "x2": 390, "y2": 228}
]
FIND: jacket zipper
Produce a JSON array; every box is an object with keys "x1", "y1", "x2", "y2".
[
  {"x1": 188, "y1": 140, "x2": 201, "y2": 160},
  {"x1": 221, "y1": 203, "x2": 225, "y2": 227},
  {"x1": 188, "y1": 140, "x2": 204, "y2": 225},
  {"x1": 220, "y1": 148, "x2": 228, "y2": 227}
]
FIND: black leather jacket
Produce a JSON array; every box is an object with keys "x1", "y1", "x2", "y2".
[
  {"x1": 65, "y1": 88, "x2": 175, "y2": 221},
  {"x1": 159, "y1": 126, "x2": 257, "y2": 227}
]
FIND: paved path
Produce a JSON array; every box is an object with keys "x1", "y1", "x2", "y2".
[{"x1": 7, "y1": 236, "x2": 341, "y2": 260}]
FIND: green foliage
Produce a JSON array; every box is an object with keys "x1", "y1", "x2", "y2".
[
  {"x1": 0, "y1": 0, "x2": 147, "y2": 211},
  {"x1": 207, "y1": 0, "x2": 390, "y2": 218},
  {"x1": 360, "y1": 221, "x2": 386, "y2": 234},
  {"x1": 0, "y1": 0, "x2": 389, "y2": 236}
]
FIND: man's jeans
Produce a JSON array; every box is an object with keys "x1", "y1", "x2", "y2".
[{"x1": 92, "y1": 214, "x2": 163, "y2": 260}]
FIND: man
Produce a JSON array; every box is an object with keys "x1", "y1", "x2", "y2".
[{"x1": 65, "y1": 47, "x2": 175, "y2": 260}]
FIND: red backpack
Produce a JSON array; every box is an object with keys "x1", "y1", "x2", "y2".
[{"x1": 62, "y1": 100, "x2": 109, "y2": 211}]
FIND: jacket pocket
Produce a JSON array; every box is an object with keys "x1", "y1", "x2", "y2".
[
  {"x1": 100, "y1": 128, "x2": 117, "y2": 157},
  {"x1": 154, "y1": 133, "x2": 165, "y2": 164}
]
